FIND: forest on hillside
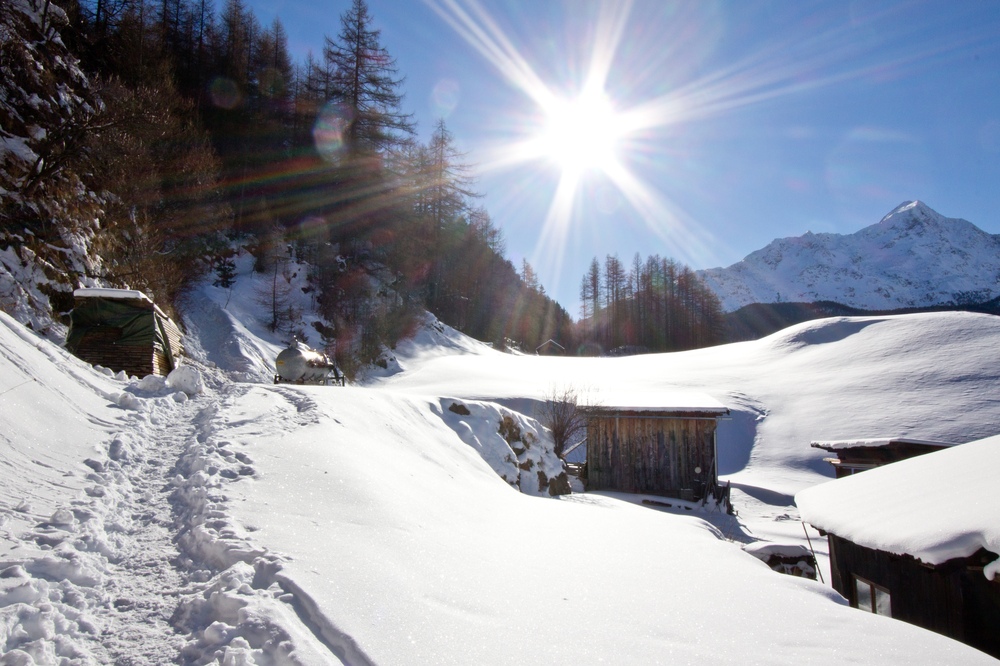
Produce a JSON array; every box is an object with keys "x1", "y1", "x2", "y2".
[
  {"x1": 577, "y1": 253, "x2": 724, "y2": 354},
  {"x1": 2, "y1": 0, "x2": 724, "y2": 365}
]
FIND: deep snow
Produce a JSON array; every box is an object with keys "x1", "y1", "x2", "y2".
[{"x1": 2, "y1": 260, "x2": 1000, "y2": 662}]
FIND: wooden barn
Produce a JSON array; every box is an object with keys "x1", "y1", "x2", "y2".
[
  {"x1": 65, "y1": 289, "x2": 183, "y2": 377},
  {"x1": 797, "y1": 435, "x2": 1000, "y2": 659},
  {"x1": 583, "y1": 393, "x2": 728, "y2": 501},
  {"x1": 811, "y1": 437, "x2": 955, "y2": 477}
]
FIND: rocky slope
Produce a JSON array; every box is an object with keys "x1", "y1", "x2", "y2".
[{"x1": 699, "y1": 201, "x2": 1000, "y2": 312}]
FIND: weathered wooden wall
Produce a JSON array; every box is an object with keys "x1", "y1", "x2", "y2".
[
  {"x1": 585, "y1": 413, "x2": 717, "y2": 498},
  {"x1": 75, "y1": 330, "x2": 155, "y2": 377},
  {"x1": 828, "y1": 535, "x2": 1000, "y2": 658}
]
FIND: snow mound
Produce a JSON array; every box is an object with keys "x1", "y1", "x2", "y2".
[
  {"x1": 436, "y1": 398, "x2": 569, "y2": 495},
  {"x1": 166, "y1": 365, "x2": 204, "y2": 396}
]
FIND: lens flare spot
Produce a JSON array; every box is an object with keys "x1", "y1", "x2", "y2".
[
  {"x1": 432, "y1": 78, "x2": 461, "y2": 117},
  {"x1": 259, "y1": 67, "x2": 287, "y2": 99},
  {"x1": 313, "y1": 102, "x2": 354, "y2": 163},
  {"x1": 208, "y1": 77, "x2": 242, "y2": 110}
]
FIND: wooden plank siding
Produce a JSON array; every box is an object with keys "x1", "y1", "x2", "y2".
[
  {"x1": 585, "y1": 412, "x2": 718, "y2": 498},
  {"x1": 76, "y1": 331, "x2": 159, "y2": 377},
  {"x1": 828, "y1": 534, "x2": 1000, "y2": 658},
  {"x1": 70, "y1": 298, "x2": 184, "y2": 378}
]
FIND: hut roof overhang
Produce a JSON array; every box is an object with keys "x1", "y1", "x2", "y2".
[
  {"x1": 796, "y1": 434, "x2": 1000, "y2": 574},
  {"x1": 581, "y1": 391, "x2": 729, "y2": 418},
  {"x1": 810, "y1": 437, "x2": 957, "y2": 452}
]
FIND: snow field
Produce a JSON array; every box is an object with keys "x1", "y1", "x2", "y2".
[
  {"x1": 6, "y1": 264, "x2": 1000, "y2": 662},
  {"x1": 214, "y1": 382, "x2": 995, "y2": 664}
]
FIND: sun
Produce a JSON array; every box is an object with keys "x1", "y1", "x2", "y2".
[{"x1": 535, "y1": 91, "x2": 621, "y2": 174}]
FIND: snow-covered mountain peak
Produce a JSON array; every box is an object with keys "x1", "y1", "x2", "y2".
[
  {"x1": 880, "y1": 200, "x2": 936, "y2": 223},
  {"x1": 699, "y1": 202, "x2": 1000, "y2": 312}
]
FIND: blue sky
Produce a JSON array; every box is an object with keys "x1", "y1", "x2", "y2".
[{"x1": 246, "y1": 0, "x2": 1000, "y2": 314}]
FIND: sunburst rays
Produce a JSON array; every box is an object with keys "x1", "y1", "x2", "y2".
[{"x1": 425, "y1": 0, "x2": 995, "y2": 305}]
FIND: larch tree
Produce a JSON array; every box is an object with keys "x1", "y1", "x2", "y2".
[
  {"x1": 421, "y1": 118, "x2": 478, "y2": 307},
  {"x1": 323, "y1": 0, "x2": 414, "y2": 158}
]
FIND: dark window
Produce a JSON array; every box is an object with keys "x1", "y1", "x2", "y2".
[{"x1": 854, "y1": 575, "x2": 891, "y2": 616}]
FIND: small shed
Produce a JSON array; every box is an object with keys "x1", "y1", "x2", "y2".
[
  {"x1": 65, "y1": 288, "x2": 183, "y2": 377},
  {"x1": 796, "y1": 435, "x2": 1000, "y2": 658},
  {"x1": 583, "y1": 392, "x2": 728, "y2": 500},
  {"x1": 535, "y1": 339, "x2": 565, "y2": 356},
  {"x1": 811, "y1": 437, "x2": 955, "y2": 477},
  {"x1": 743, "y1": 542, "x2": 818, "y2": 580}
]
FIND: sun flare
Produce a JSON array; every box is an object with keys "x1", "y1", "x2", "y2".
[{"x1": 535, "y1": 91, "x2": 621, "y2": 174}]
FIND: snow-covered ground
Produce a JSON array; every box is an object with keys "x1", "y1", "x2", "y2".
[{"x1": 2, "y1": 260, "x2": 1000, "y2": 663}]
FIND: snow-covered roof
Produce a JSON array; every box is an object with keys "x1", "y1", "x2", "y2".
[
  {"x1": 584, "y1": 390, "x2": 728, "y2": 415},
  {"x1": 743, "y1": 541, "x2": 814, "y2": 560},
  {"x1": 73, "y1": 288, "x2": 173, "y2": 321},
  {"x1": 796, "y1": 434, "x2": 1000, "y2": 577},
  {"x1": 810, "y1": 437, "x2": 956, "y2": 451},
  {"x1": 74, "y1": 288, "x2": 153, "y2": 303}
]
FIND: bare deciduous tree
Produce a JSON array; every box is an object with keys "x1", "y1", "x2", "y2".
[{"x1": 538, "y1": 385, "x2": 591, "y2": 459}]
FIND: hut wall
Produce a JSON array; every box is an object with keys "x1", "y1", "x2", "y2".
[
  {"x1": 70, "y1": 301, "x2": 183, "y2": 378},
  {"x1": 75, "y1": 331, "x2": 156, "y2": 377},
  {"x1": 828, "y1": 534, "x2": 1000, "y2": 656},
  {"x1": 585, "y1": 414, "x2": 717, "y2": 498}
]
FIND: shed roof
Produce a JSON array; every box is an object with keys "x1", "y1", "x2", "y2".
[
  {"x1": 810, "y1": 437, "x2": 956, "y2": 451},
  {"x1": 796, "y1": 434, "x2": 1000, "y2": 575},
  {"x1": 535, "y1": 339, "x2": 565, "y2": 353},
  {"x1": 583, "y1": 390, "x2": 728, "y2": 416},
  {"x1": 74, "y1": 288, "x2": 153, "y2": 302},
  {"x1": 73, "y1": 288, "x2": 170, "y2": 319}
]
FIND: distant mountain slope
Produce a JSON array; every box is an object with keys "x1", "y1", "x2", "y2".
[
  {"x1": 699, "y1": 201, "x2": 1000, "y2": 312},
  {"x1": 722, "y1": 296, "x2": 1000, "y2": 342}
]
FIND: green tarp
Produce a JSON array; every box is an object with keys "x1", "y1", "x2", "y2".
[{"x1": 65, "y1": 297, "x2": 162, "y2": 351}]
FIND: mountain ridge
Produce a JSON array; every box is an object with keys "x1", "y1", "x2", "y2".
[{"x1": 699, "y1": 201, "x2": 1000, "y2": 312}]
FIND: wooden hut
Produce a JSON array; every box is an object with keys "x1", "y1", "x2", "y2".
[
  {"x1": 796, "y1": 435, "x2": 1000, "y2": 659},
  {"x1": 583, "y1": 392, "x2": 728, "y2": 500},
  {"x1": 811, "y1": 437, "x2": 955, "y2": 478},
  {"x1": 535, "y1": 339, "x2": 565, "y2": 356},
  {"x1": 65, "y1": 289, "x2": 183, "y2": 377}
]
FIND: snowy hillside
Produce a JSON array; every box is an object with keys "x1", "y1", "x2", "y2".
[
  {"x1": 2, "y1": 309, "x2": 998, "y2": 663},
  {"x1": 376, "y1": 310, "x2": 1000, "y2": 498},
  {"x1": 699, "y1": 201, "x2": 1000, "y2": 312}
]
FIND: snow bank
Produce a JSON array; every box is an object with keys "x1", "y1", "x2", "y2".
[{"x1": 436, "y1": 398, "x2": 568, "y2": 495}]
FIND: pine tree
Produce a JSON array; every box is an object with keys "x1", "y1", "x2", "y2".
[
  {"x1": 214, "y1": 252, "x2": 237, "y2": 288},
  {"x1": 323, "y1": 0, "x2": 414, "y2": 157}
]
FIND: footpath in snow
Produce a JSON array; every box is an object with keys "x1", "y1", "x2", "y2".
[{"x1": 0, "y1": 311, "x2": 341, "y2": 663}]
